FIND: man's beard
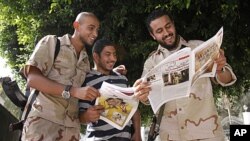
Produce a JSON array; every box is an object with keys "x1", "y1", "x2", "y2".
[{"x1": 160, "y1": 34, "x2": 180, "y2": 51}]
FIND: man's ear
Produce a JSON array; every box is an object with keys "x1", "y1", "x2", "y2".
[
  {"x1": 93, "y1": 52, "x2": 99, "y2": 63},
  {"x1": 73, "y1": 21, "x2": 80, "y2": 30},
  {"x1": 150, "y1": 32, "x2": 156, "y2": 40}
]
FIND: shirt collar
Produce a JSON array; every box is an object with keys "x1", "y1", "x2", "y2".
[
  {"x1": 89, "y1": 69, "x2": 118, "y2": 76},
  {"x1": 157, "y1": 36, "x2": 188, "y2": 54}
]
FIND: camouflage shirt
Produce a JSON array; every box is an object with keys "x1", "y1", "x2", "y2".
[
  {"x1": 142, "y1": 36, "x2": 237, "y2": 140},
  {"x1": 23, "y1": 34, "x2": 90, "y2": 128}
]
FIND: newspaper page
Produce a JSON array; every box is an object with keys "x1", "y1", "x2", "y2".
[
  {"x1": 191, "y1": 27, "x2": 224, "y2": 85},
  {"x1": 142, "y1": 48, "x2": 192, "y2": 114},
  {"x1": 143, "y1": 27, "x2": 224, "y2": 114},
  {"x1": 96, "y1": 82, "x2": 139, "y2": 130}
]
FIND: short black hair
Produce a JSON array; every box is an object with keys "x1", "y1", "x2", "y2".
[
  {"x1": 145, "y1": 8, "x2": 173, "y2": 33},
  {"x1": 92, "y1": 38, "x2": 115, "y2": 55}
]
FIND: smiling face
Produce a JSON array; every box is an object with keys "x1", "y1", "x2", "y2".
[
  {"x1": 76, "y1": 15, "x2": 100, "y2": 46},
  {"x1": 94, "y1": 45, "x2": 117, "y2": 75},
  {"x1": 149, "y1": 15, "x2": 178, "y2": 51}
]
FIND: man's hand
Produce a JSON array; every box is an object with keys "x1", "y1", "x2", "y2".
[
  {"x1": 215, "y1": 49, "x2": 227, "y2": 73},
  {"x1": 80, "y1": 105, "x2": 104, "y2": 123},
  {"x1": 113, "y1": 65, "x2": 127, "y2": 75},
  {"x1": 72, "y1": 86, "x2": 100, "y2": 101},
  {"x1": 214, "y1": 49, "x2": 234, "y2": 83},
  {"x1": 133, "y1": 79, "x2": 151, "y2": 104},
  {"x1": 206, "y1": 49, "x2": 226, "y2": 73}
]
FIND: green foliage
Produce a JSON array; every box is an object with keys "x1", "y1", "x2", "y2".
[
  {"x1": 0, "y1": 0, "x2": 250, "y2": 125},
  {"x1": 138, "y1": 103, "x2": 154, "y2": 126}
]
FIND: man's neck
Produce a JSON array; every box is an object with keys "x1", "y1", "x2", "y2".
[
  {"x1": 70, "y1": 35, "x2": 85, "y2": 55},
  {"x1": 93, "y1": 66, "x2": 111, "y2": 75}
]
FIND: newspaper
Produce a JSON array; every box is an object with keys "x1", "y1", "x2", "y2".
[
  {"x1": 96, "y1": 82, "x2": 138, "y2": 130},
  {"x1": 142, "y1": 27, "x2": 224, "y2": 114}
]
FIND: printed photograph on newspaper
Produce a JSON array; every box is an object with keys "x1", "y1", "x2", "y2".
[
  {"x1": 96, "y1": 82, "x2": 139, "y2": 130},
  {"x1": 191, "y1": 27, "x2": 223, "y2": 85},
  {"x1": 142, "y1": 48, "x2": 192, "y2": 113}
]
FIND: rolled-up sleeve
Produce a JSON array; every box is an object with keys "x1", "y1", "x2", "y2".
[{"x1": 214, "y1": 64, "x2": 237, "y2": 86}]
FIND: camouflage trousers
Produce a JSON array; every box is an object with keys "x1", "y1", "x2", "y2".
[{"x1": 21, "y1": 116, "x2": 80, "y2": 141}]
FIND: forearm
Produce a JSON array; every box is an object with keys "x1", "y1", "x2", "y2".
[
  {"x1": 27, "y1": 66, "x2": 85, "y2": 99},
  {"x1": 132, "y1": 110, "x2": 141, "y2": 134},
  {"x1": 216, "y1": 68, "x2": 233, "y2": 84},
  {"x1": 79, "y1": 111, "x2": 89, "y2": 124},
  {"x1": 27, "y1": 67, "x2": 65, "y2": 96},
  {"x1": 214, "y1": 64, "x2": 237, "y2": 86}
]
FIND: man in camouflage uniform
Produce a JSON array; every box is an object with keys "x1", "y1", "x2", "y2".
[
  {"x1": 142, "y1": 9, "x2": 237, "y2": 141},
  {"x1": 21, "y1": 12, "x2": 101, "y2": 140}
]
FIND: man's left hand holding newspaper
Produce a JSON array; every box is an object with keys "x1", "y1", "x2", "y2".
[{"x1": 133, "y1": 79, "x2": 152, "y2": 104}]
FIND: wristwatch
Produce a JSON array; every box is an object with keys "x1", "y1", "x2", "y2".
[
  {"x1": 62, "y1": 85, "x2": 72, "y2": 99},
  {"x1": 221, "y1": 66, "x2": 226, "y2": 72}
]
